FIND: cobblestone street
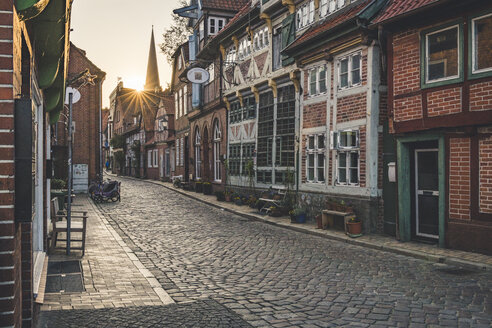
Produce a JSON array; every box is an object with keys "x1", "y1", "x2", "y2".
[{"x1": 79, "y1": 176, "x2": 491, "y2": 327}]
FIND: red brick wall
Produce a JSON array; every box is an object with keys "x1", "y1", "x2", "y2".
[
  {"x1": 392, "y1": 29, "x2": 420, "y2": 96},
  {"x1": 449, "y1": 137, "x2": 471, "y2": 220},
  {"x1": 394, "y1": 95, "x2": 422, "y2": 121},
  {"x1": 303, "y1": 101, "x2": 326, "y2": 128},
  {"x1": 427, "y1": 87, "x2": 462, "y2": 117},
  {"x1": 337, "y1": 94, "x2": 367, "y2": 123},
  {"x1": 470, "y1": 81, "x2": 492, "y2": 112},
  {"x1": 479, "y1": 135, "x2": 492, "y2": 214}
]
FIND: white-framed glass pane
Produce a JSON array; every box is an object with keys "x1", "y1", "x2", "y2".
[
  {"x1": 473, "y1": 14, "x2": 492, "y2": 72},
  {"x1": 317, "y1": 153, "x2": 325, "y2": 182},
  {"x1": 337, "y1": 0, "x2": 345, "y2": 9},
  {"x1": 340, "y1": 58, "x2": 349, "y2": 88},
  {"x1": 309, "y1": 1, "x2": 315, "y2": 23},
  {"x1": 426, "y1": 26, "x2": 459, "y2": 81},
  {"x1": 317, "y1": 135, "x2": 325, "y2": 149},
  {"x1": 308, "y1": 154, "x2": 315, "y2": 181},
  {"x1": 209, "y1": 18, "x2": 216, "y2": 34},
  {"x1": 320, "y1": 0, "x2": 328, "y2": 17},
  {"x1": 319, "y1": 66, "x2": 327, "y2": 93},
  {"x1": 329, "y1": 0, "x2": 336, "y2": 13},
  {"x1": 309, "y1": 69, "x2": 317, "y2": 95},
  {"x1": 308, "y1": 135, "x2": 315, "y2": 149},
  {"x1": 351, "y1": 54, "x2": 361, "y2": 85},
  {"x1": 218, "y1": 19, "x2": 224, "y2": 31}
]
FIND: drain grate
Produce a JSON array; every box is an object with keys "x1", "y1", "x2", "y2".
[{"x1": 46, "y1": 260, "x2": 84, "y2": 293}]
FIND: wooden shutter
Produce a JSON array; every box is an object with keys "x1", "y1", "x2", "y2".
[{"x1": 281, "y1": 14, "x2": 295, "y2": 66}]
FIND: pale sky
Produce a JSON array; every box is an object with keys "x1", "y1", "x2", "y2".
[{"x1": 70, "y1": 0, "x2": 183, "y2": 108}]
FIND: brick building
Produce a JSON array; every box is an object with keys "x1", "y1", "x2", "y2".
[
  {"x1": 374, "y1": 0, "x2": 492, "y2": 254},
  {"x1": 53, "y1": 43, "x2": 106, "y2": 188},
  {"x1": 0, "y1": 1, "x2": 71, "y2": 327}
]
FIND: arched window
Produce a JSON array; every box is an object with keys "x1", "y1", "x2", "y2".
[
  {"x1": 213, "y1": 120, "x2": 221, "y2": 181},
  {"x1": 195, "y1": 128, "x2": 201, "y2": 179}
]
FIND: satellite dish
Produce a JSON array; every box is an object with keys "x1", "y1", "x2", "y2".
[
  {"x1": 65, "y1": 87, "x2": 81, "y2": 104},
  {"x1": 187, "y1": 67, "x2": 210, "y2": 84}
]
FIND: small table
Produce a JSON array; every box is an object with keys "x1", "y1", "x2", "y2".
[{"x1": 321, "y1": 210, "x2": 355, "y2": 233}]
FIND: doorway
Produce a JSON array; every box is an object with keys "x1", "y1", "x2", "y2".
[{"x1": 413, "y1": 148, "x2": 439, "y2": 240}]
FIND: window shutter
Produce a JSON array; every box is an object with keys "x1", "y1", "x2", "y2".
[{"x1": 281, "y1": 14, "x2": 295, "y2": 66}]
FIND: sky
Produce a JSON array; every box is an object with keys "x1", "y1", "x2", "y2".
[{"x1": 70, "y1": 0, "x2": 183, "y2": 108}]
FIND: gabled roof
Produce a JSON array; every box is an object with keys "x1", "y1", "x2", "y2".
[
  {"x1": 284, "y1": 0, "x2": 373, "y2": 55},
  {"x1": 373, "y1": 0, "x2": 441, "y2": 24},
  {"x1": 218, "y1": 1, "x2": 252, "y2": 36},
  {"x1": 201, "y1": 0, "x2": 249, "y2": 11}
]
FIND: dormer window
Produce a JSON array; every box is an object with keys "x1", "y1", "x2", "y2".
[
  {"x1": 296, "y1": 0, "x2": 315, "y2": 30},
  {"x1": 321, "y1": 0, "x2": 349, "y2": 18},
  {"x1": 208, "y1": 17, "x2": 226, "y2": 35}
]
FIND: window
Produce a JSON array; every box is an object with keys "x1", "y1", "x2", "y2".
[
  {"x1": 237, "y1": 38, "x2": 252, "y2": 60},
  {"x1": 175, "y1": 93, "x2": 179, "y2": 119},
  {"x1": 208, "y1": 17, "x2": 226, "y2": 35},
  {"x1": 243, "y1": 96, "x2": 256, "y2": 120},
  {"x1": 183, "y1": 85, "x2": 188, "y2": 114},
  {"x1": 213, "y1": 120, "x2": 221, "y2": 181},
  {"x1": 424, "y1": 25, "x2": 459, "y2": 83},
  {"x1": 147, "y1": 150, "x2": 152, "y2": 168},
  {"x1": 253, "y1": 27, "x2": 269, "y2": 51},
  {"x1": 320, "y1": 0, "x2": 328, "y2": 17},
  {"x1": 180, "y1": 138, "x2": 184, "y2": 167},
  {"x1": 257, "y1": 92, "x2": 274, "y2": 167},
  {"x1": 179, "y1": 88, "x2": 183, "y2": 117},
  {"x1": 272, "y1": 27, "x2": 282, "y2": 71},
  {"x1": 177, "y1": 56, "x2": 182, "y2": 70},
  {"x1": 309, "y1": 65, "x2": 327, "y2": 96},
  {"x1": 195, "y1": 129, "x2": 201, "y2": 179},
  {"x1": 296, "y1": 0, "x2": 315, "y2": 30},
  {"x1": 472, "y1": 13, "x2": 492, "y2": 74},
  {"x1": 207, "y1": 64, "x2": 214, "y2": 82},
  {"x1": 306, "y1": 134, "x2": 325, "y2": 183},
  {"x1": 228, "y1": 144, "x2": 241, "y2": 176},
  {"x1": 229, "y1": 101, "x2": 241, "y2": 124},
  {"x1": 335, "y1": 130, "x2": 359, "y2": 185},
  {"x1": 338, "y1": 52, "x2": 361, "y2": 89},
  {"x1": 176, "y1": 139, "x2": 180, "y2": 167},
  {"x1": 276, "y1": 85, "x2": 296, "y2": 167},
  {"x1": 241, "y1": 143, "x2": 255, "y2": 176},
  {"x1": 199, "y1": 20, "x2": 204, "y2": 40},
  {"x1": 226, "y1": 46, "x2": 236, "y2": 67},
  {"x1": 153, "y1": 149, "x2": 158, "y2": 168}
]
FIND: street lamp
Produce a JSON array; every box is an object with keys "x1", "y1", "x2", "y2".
[{"x1": 64, "y1": 69, "x2": 96, "y2": 255}]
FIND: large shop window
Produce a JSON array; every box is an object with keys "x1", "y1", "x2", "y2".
[
  {"x1": 338, "y1": 52, "x2": 361, "y2": 89},
  {"x1": 228, "y1": 144, "x2": 241, "y2": 176},
  {"x1": 276, "y1": 85, "x2": 296, "y2": 168},
  {"x1": 195, "y1": 130, "x2": 201, "y2": 179},
  {"x1": 335, "y1": 130, "x2": 359, "y2": 186},
  {"x1": 472, "y1": 13, "x2": 492, "y2": 75},
  {"x1": 257, "y1": 92, "x2": 274, "y2": 167},
  {"x1": 213, "y1": 120, "x2": 221, "y2": 181},
  {"x1": 306, "y1": 134, "x2": 325, "y2": 183}
]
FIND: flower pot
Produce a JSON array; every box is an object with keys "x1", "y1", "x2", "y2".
[
  {"x1": 225, "y1": 195, "x2": 232, "y2": 202},
  {"x1": 346, "y1": 221, "x2": 362, "y2": 236},
  {"x1": 296, "y1": 213, "x2": 306, "y2": 224}
]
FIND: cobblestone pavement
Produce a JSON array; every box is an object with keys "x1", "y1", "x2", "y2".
[
  {"x1": 38, "y1": 299, "x2": 252, "y2": 327},
  {"x1": 92, "y1": 176, "x2": 492, "y2": 327}
]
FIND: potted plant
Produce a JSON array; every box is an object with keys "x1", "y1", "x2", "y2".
[
  {"x1": 268, "y1": 206, "x2": 282, "y2": 217},
  {"x1": 346, "y1": 216, "x2": 362, "y2": 237},
  {"x1": 234, "y1": 196, "x2": 243, "y2": 206},
  {"x1": 195, "y1": 181, "x2": 203, "y2": 193},
  {"x1": 247, "y1": 195, "x2": 257, "y2": 208},
  {"x1": 289, "y1": 208, "x2": 307, "y2": 223},
  {"x1": 215, "y1": 191, "x2": 225, "y2": 201},
  {"x1": 224, "y1": 191, "x2": 232, "y2": 202},
  {"x1": 203, "y1": 182, "x2": 212, "y2": 195}
]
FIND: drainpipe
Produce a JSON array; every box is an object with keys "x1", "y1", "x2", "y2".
[{"x1": 99, "y1": 81, "x2": 103, "y2": 181}]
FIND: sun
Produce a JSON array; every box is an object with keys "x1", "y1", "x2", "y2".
[{"x1": 123, "y1": 76, "x2": 145, "y2": 91}]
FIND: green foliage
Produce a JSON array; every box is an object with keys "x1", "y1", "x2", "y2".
[
  {"x1": 114, "y1": 150, "x2": 125, "y2": 169},
  {"x1": 110, "y1": 134, "x2": 125, "y2": 149},
  {"x1": 159, "y1": 0, "x2": 193, "y2": 63},
  {"x1": 51, "y1": 178, "x2": 66, "y2": 190}
]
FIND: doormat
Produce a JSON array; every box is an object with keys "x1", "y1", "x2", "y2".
[{"x1": 46, "y1": 260, "x2": 84, "y2": 293}]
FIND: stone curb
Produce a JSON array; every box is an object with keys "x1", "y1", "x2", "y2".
[{"x1": 109, "y1": 173, "x2": 491, "y2": 272}]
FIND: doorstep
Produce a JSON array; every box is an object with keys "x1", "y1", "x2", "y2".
[{"x1": 108, "y1": 173, "x2": 492, "y2": 272}]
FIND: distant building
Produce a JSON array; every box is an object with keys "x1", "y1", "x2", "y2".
[{"x1": 53, "y1": 43, "x2": 106, "y2": 189}]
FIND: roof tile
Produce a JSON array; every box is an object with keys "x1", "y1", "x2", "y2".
[
  {"x1": 202, "y1": 0, "x2": 249, "y2": 11},
  {"x1": 373, "y1": 0, "x2": 441, "y2": 24}
]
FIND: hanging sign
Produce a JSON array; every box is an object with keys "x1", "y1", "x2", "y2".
[{"x1": 187, "y1": 67, "x2": 210, "y2": 84}]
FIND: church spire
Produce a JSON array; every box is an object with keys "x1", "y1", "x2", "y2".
[{"x1": 144, "y1": 26, "x2": 161, "y2": 92}]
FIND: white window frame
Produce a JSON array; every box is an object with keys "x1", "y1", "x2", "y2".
[
  {"x1": 338, "y1": 51, "x2": 362, "y2": 90},
  {"x1": 305, "y1": 134, "x2": 325, "y2": 183},
  {"x1": 425, "y1": 25, "x2": 460, "y2": 84},
  {"x1": 334, "y1": 130, "x2": 360, "y2": 186},
  {"x1": 207, "y1": 64, "x2": 215, "y2": 82},
  {"x1": 176, "y1": 139, "x2": 180, "y2": 167},
  {"x1": 153, "y1": 149, "x2": 158, "y2": 167},
  {"x1": 296, "y1": 1, "x2": 315, "y2": 30},
  {"x1": 308, "y1": 65, "x2": 327, "y2": 96},
  {"x1": 320, "y1": 0, "x2": 328, "y2": 17},
  {"x1": 183, "y1": 85, "x2": 188, "y2": 114},
  {"x1": 195, "y1": 130, "x2": 201, "y2": 179},
  {"x1": 147, "y1": 150, "x2": 152, "y2": 168},
  {"x1": 180, "y1": 137, "x2": 184, "y2": 167},
  {"x1": 208, "y1": 17, "x2": 226, "y2": 35},
  {"x1": 177, "y1": 55, "x2": 182, "y2": 70},
  {"x1": 213, "y1": 120, "x2": 222, "y2": 182},
  {"x1": 471, "y1": 13, "x2": 492, "y2": 74},
  {"x1": 199, "y1": 20, "x2": 204, "y2": 40},
  {"x1": 175, "y1": 92, "x2": 179, "y2": 119}
]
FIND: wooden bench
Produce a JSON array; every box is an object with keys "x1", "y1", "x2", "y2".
[
  {"x1": 50, "y1": 198, "x2": 88, "y2": 255},
  {"x1": 321, "y1": 210, "x2": 355, "y2": 233}
]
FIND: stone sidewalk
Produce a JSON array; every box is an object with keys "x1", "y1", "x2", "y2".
[
  {"x1": 40, "y1": 195, "x2": 173, "y2": 312},
  {"x1": 126, "y1": 175, "x2": 492, "y2": 272}
]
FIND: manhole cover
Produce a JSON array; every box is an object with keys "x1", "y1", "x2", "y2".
[{"x1": 46, "y1": 260, "x2": 84, "y2": 293}]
